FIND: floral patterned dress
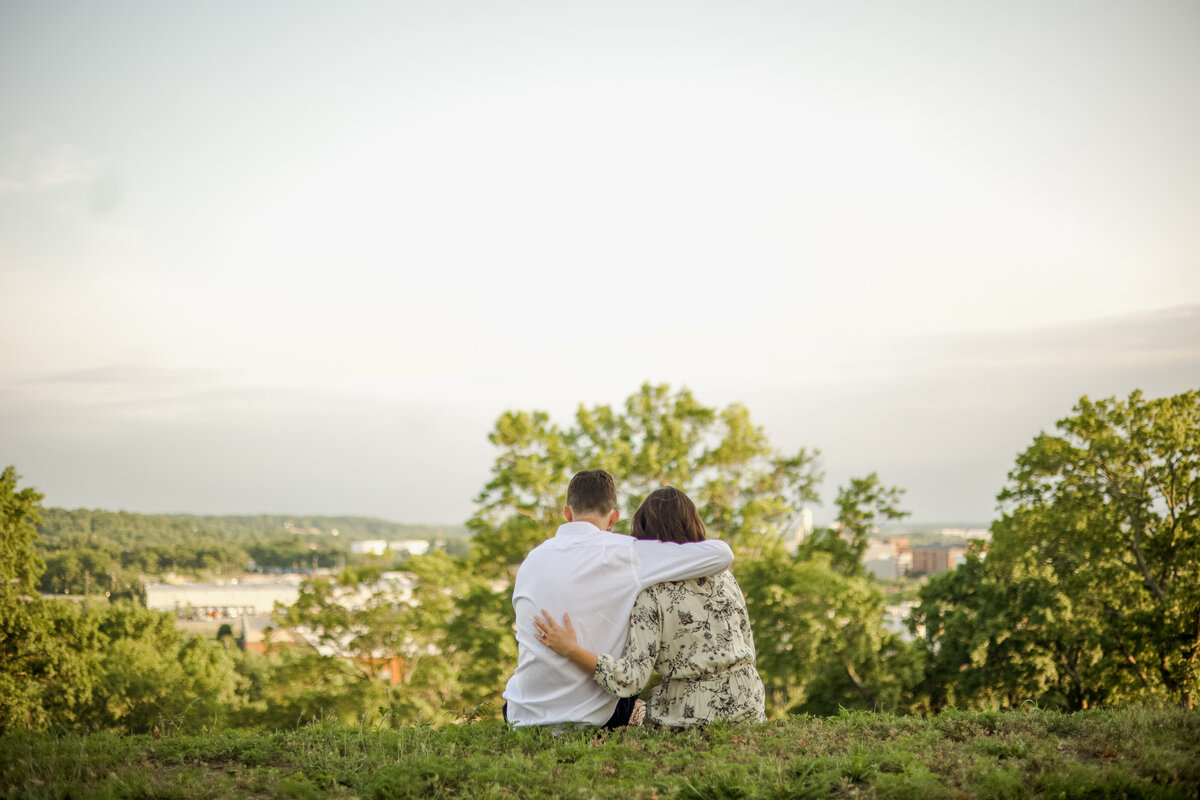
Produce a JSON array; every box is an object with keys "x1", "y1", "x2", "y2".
[{"x1": 593, "y1": 570, "x2": 766, "y2": 727}]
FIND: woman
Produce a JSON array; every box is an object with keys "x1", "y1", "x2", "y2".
[{"x1": 533, "y1": 487, "x2": 766, "y2": 727}]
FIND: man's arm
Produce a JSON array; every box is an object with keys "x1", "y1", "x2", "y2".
[{"x1": 632, "y1": 538, "x2": 733, "y2": 588}]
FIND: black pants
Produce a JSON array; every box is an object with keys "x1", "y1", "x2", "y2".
[{"x1": 503, "y1": 696, "x2": 636, "y2": 729}]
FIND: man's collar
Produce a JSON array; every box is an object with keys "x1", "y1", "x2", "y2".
[{"x1": 556, "y1": 520, "x2": 610, "y2": 537}]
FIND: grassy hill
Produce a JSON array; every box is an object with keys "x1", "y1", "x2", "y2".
[{"x1": 3, "y1": 707, "x2": 1197, "y2": 799}]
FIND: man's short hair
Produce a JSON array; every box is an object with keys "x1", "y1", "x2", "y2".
[{"x1": 566, "y1": 470, "x2": 617, "y2": 515}]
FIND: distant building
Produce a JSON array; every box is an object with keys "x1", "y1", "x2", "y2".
[
  {"x1": 862, "y1": 538, "x2": 913, "y2": 579},
  {"x1": 882, "y1": 601, "x2": 921, "y2": 642},
  {"x1": 146, "y1": 581, "x2": 301, "y2": 619},
  {"x1": 237, "y1": 614, "x2": 299, "y2": 654},
  {"x1": 389, "y1": 539, "x2": 431, "y2": 556},
  {"x1": 350, "y1": 539, "x2": 389, "y2": 556},
  {"x1": 781, "y1": 506, "x2": 815, "y2": 554},
  {"x1": 910, "y1": 544, "x2": 968, "y2": 576},
  {"x1": 941, "y1": 528, "x2": 991, "y2": 541}
]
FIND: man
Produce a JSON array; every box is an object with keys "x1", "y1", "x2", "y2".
[{"x1": 503, "y1": 469, "x2": 734, "y2": 727}]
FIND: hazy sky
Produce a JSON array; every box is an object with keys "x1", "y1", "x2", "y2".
[{"x1": 2, "y1": 1, "x2": 1198, "y2": 525}]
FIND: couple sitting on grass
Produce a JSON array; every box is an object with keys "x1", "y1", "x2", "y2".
[{"x1": 502, "y1": 469, "x2": 766, "y2": 729}]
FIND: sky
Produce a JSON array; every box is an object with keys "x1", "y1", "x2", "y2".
[{"x1": 2, "y1": 1, "x2": 1198, "y2": 526}]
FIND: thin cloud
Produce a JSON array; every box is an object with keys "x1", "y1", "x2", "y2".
[
  {"x1": 0, "y1": 134, "x2": 93, "y2": 196},
  {"x1": 40, "y1": 365, "x2": 217, "y2": 387},
  {"x1": 905, "y1": 306, "x2": 1200, "y2": 374}
]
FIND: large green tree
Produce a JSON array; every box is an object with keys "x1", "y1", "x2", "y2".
[
  {"x1": 737, "y1": 473, "x2": 917, "y2": 717},
  {"x1": 1, "y1": 466, "x2": 44, "y2": 594},
  {"x1": 738, "y1": 546, "x2": 921, "y2": 716},
  {"x1": 2, "y1": 467, "x2": 247, "y2": 733},
  {"x1": 272, "y1": 551, "x2": 513, "y2": 725},
  {"x1": 468, "y1": 383, "x2": 822, "y2": 576},
  {"x1": 81, "y1": 601, "x2": 244, "y2": 733},
  {"x1": 914, "y1": 390, "x2": 1200, "y2": 710},
  {"x1": 0, "y1": 467, "x2": 99, "y2": 731},
  {"x1": 796, "y1": 472, "x2": 909, "y2": 578}
]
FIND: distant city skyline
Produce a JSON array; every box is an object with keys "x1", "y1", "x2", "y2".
[{"x1": 2, "y1": 2, "x2": 1198, "y2": 525}]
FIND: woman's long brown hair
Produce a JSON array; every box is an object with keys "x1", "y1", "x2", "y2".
[{"x1": 631, "y1": 487, "x2": 707, "y2": 544}]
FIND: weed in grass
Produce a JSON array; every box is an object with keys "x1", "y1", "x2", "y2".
[
  {"x1": 773, "y1": 758, "x2": 835, "y2": 800},
  {"x1": 967, "y1": 710, "x2": 1003, "y2": 734},
  {"x1": 975, "y1": 735, "x2": 1031, "y2": 760},
  {"x1": 362, "y1": 756, "x2": 473, "y2": 800},
  {"x1": 276, "y1": 775, "x2": 325, "y2": 800},
  {"x1": 970, "y1": 762, "x2": 1025, "y2": 800},
  {"x1": 1036, "y1": 763, "x2": 1189, "y2": 800},
  {"x1": 1040, "y1": 710, "x2": 1084, "y2": 738},
  {"x1": 936, "y1": 709, "x2": 978, "y2": 742},
  {"x1": 838, "y1": 746, "x2": 876, "y2": 784},
  {"x1": 873, "y1": 762, "x2": 956, "y2": 800},
  {"x1": 90, "y1": 768, "x2": 157, "y2": 800},
  {"x1": 677, "y1": 774, "x2": 753, "y2": 800}
]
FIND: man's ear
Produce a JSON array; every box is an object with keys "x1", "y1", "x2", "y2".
[
  {"x1": 564, "y1": 505, "x2": 574, "y2": 522},
  {"x1": 607, "y1": 509, "x2": 620, "y2": 531}
]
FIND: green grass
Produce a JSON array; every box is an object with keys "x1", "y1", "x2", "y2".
[{"x1": 2, "y1": 708, "x2": 1198, "y2": 799}]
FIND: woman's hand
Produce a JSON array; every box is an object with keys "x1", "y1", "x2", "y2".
[
  {"x1": 533, "y1": 609, "x2": 600, "y2": 676},
  {"x1": 533, "y1": 609, "x2": 579, "y2": 656}
]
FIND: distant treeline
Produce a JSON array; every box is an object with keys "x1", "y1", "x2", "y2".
[
  {"x1": 33, "y1": 508, "x2": 470, "y2": 596},
  {"x1": 38, "y1": 508, "x2": 468, "y2": 545}
]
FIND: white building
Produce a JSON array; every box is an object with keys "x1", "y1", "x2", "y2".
[
  {"x1": 146, "y1": 581, "x2": 301, "y2": 619},
  {"x1": 389, "y1": 539, "x2": 431, "y2": 556},
  {"x1": 941, "y1": 528, "x2": 991, "y2": 541},
  {"x1": 350, "y1": 539, "x2": 389, "y2": 556},
  {"x1": 781, "y1": 506, "x2": 815, "y2": 554},
  {"x1": 883, "y1": 601, "x2": 921, "y2": 643},
  {"x1": 147, "y1": 570, "x2": 418, "y2": 621},
  {"x1": 861, "y1": 538, "x2": 913, "y2": 580}
]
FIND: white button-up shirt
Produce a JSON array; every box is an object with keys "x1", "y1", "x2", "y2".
[{"x1": 503, "y1": 521, "x2": 735, "y2": 727}]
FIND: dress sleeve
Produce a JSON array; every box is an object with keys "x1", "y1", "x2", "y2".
[{"x1": 594, "y1": 587, "x2": 662, "y2": 698}]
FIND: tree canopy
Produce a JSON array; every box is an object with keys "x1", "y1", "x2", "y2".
[
  {"x1": 914, "y1": 389, "x2": 1200, "y2": 710},
  {"x1": 1, "y1": 467, "x2": 243, "y2": 733},
  {"x1": 468, "y1": 382, "x2": 822, "y2": 576}
]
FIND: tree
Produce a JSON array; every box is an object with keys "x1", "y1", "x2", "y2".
[
  {"x1": 833, "y1": 473, "x2": 909, "y2": 560},
  {"x1": 0, "y1": 467, "x2": 103, "y2": 731},
  {"x1": 914, "y1": 390, "x2": 1200, "y2": 710},
  {"x1": 274, "y1": 566, "x2": 418, "y2": 684},
  {"x1": 271, "y1": 551, "x2": 510, "y2": 725},
  {"x1": 795, "y1": 473, "x2": 909, "y2": 578},
  {"x1": 230, "y1": 647, "x2": 382, "y2": 729},
  {"x1": 0, "y1": 466, "x2": 45, "y2": 595},
  {"x1": 2, "y1": 467, "x2": 247, "y2": 733},
  {"x1": 82, "y1": 601, "x2": 244, "y2": 733},
  {"x1": 1004, "y1": 390, "x2": 1200, "y2": 708},
  {"x1": 468, "y1": 383, "x2": 822, "y2": 576},
  {"x1": 0, "y1": 590, "x2": 103, "y2": 731},
  {"x1": 737, "y1": 538, "x2": 922, "y2": 717},
  {"x1": 908, "y1": 543, "x2": 1099, "y2": 712}
]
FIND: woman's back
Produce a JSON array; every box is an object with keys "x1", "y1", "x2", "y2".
[{"x1": 595, "y1": 569, "x2": 766, "y2": 726}]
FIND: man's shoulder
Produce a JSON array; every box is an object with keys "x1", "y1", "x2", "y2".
[
  {"x1": 528, "y1": 529, "x2": 637, "y2": 557},
  {"x1": 517, "y1": 530, "x2": 637, "y2": 575}
]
